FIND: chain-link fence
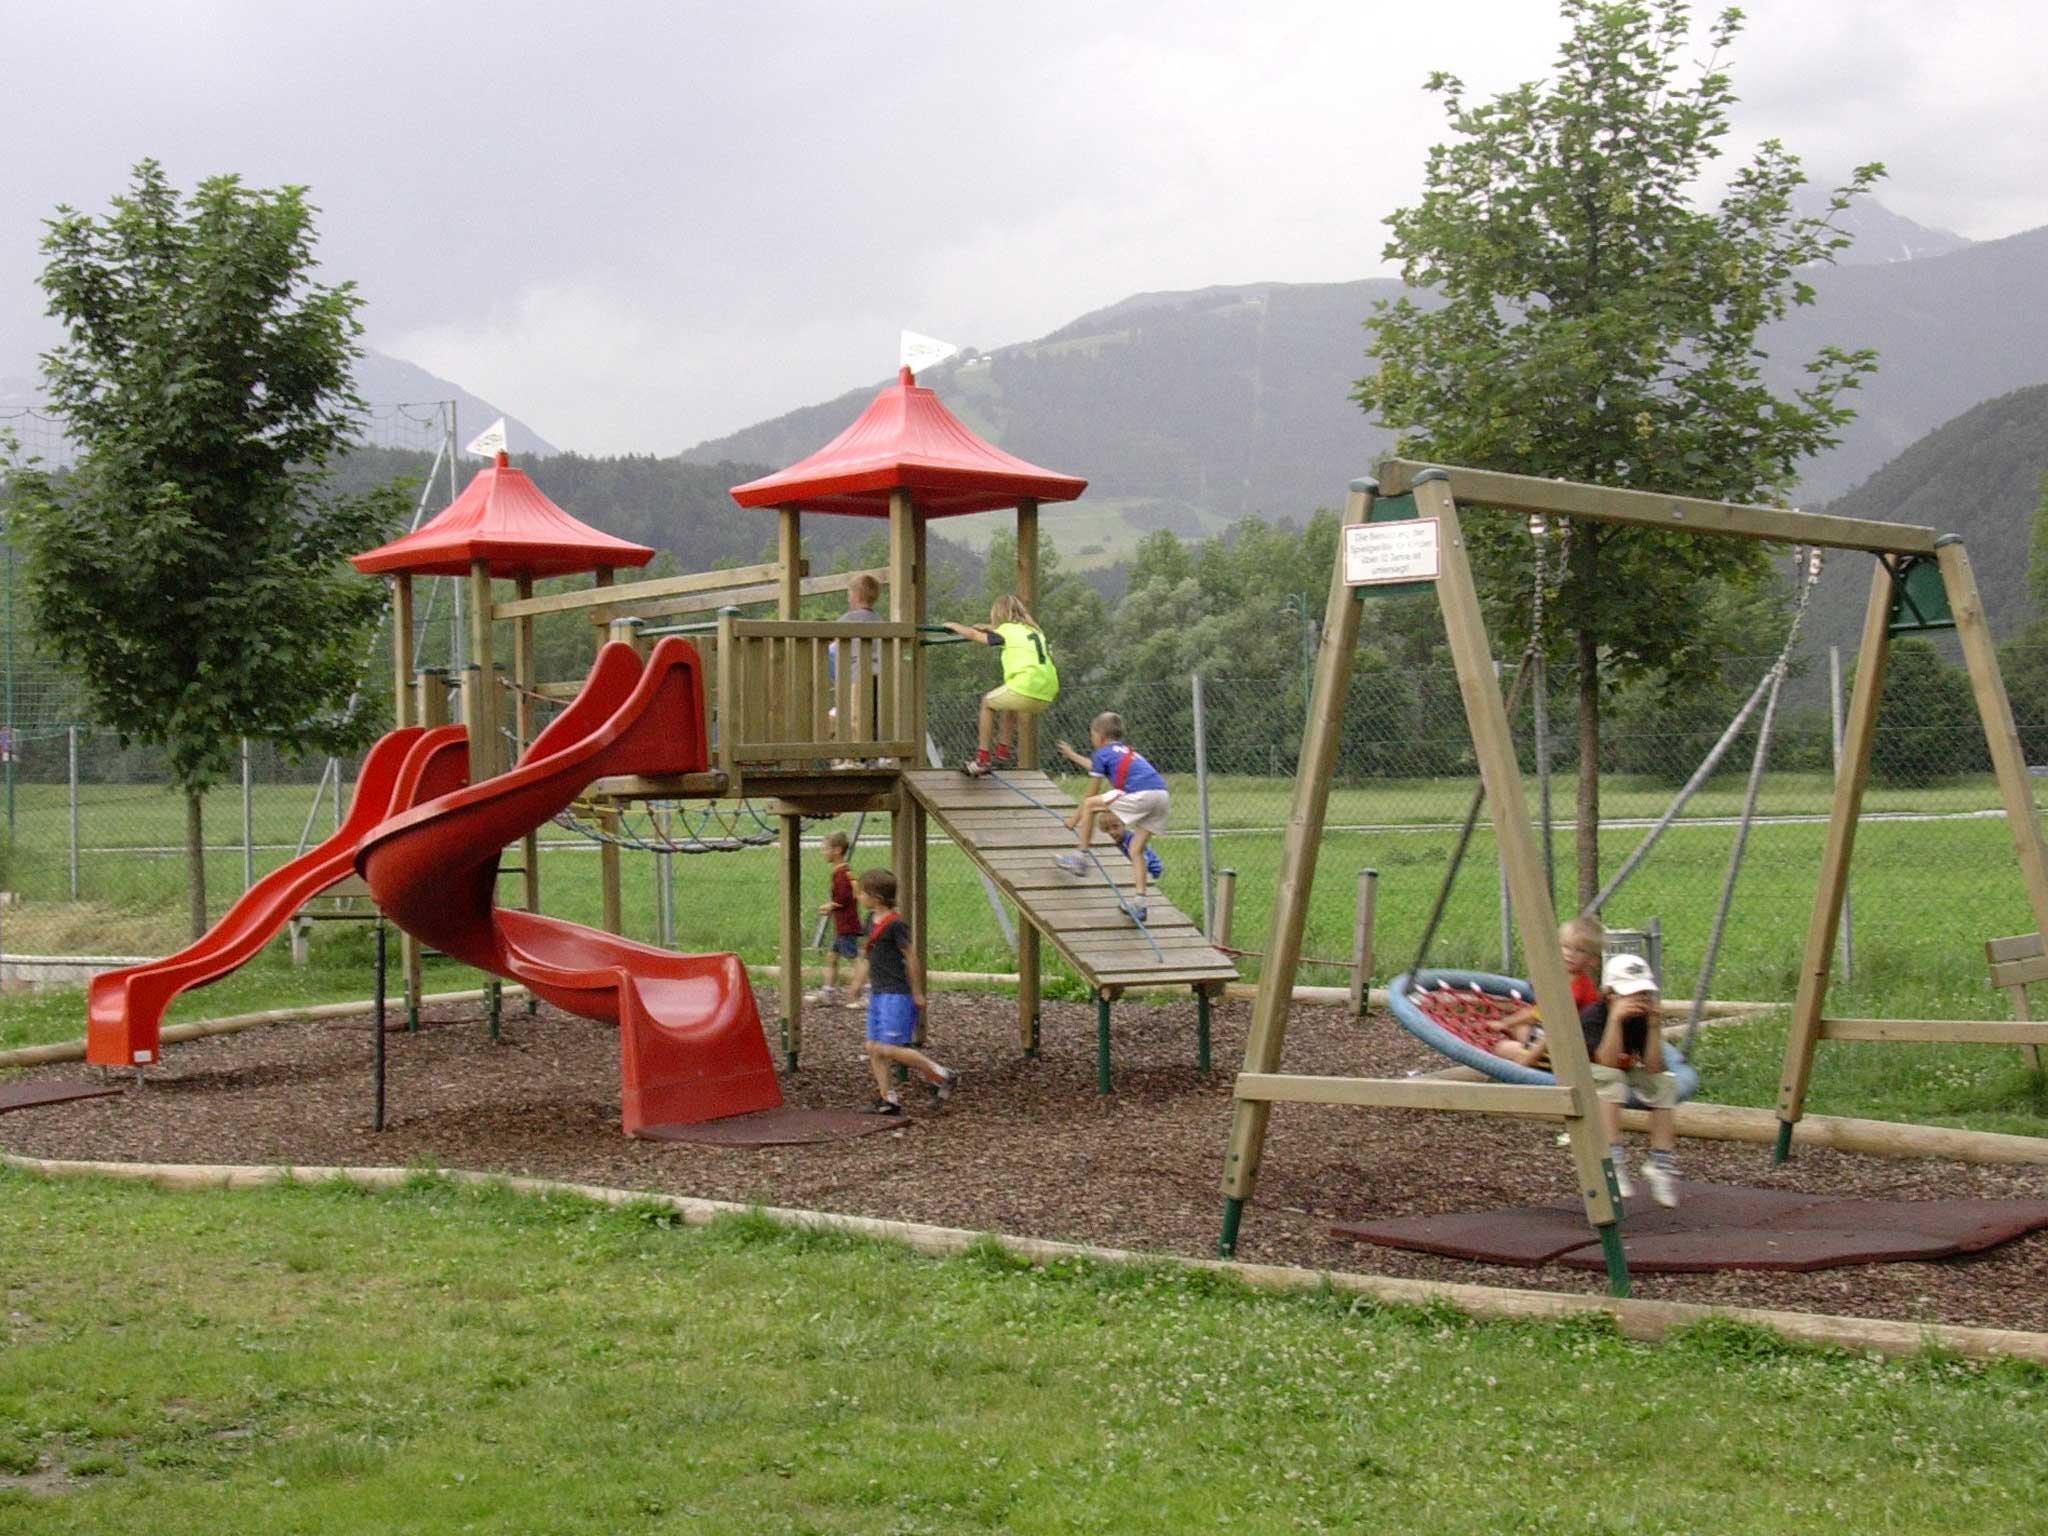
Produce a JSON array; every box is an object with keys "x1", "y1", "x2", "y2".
[{"x1": 3, "y1": 640, "x2": 2042, "y2": 1018}]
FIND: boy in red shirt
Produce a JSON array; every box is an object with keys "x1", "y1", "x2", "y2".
[
  {"x1": 1491, "y1": 916, "x2": 1604, "y2": 1066},
  {"x1": 809, "y1": 830, "x2": 862, "y2": 1007}
]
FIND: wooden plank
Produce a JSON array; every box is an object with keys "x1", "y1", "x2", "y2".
[
  {"x1": 1414, "y1": 475, "x2": 1619, "y2": 1232},
  {"x1": 390, "y1": 574, "x2": 415, "y2": 729},
  {"x1": 1779, "y1": 560, "x2": 1895, "y2": 1131},
  {"x1": 1017, "y1": 496, "x2": 1042, "y2": 1054},
  {"x1": 733, "y1": 619, "x2": 918, "y2": 641},
  {"x1": 714, "y1": 610, "x2": 738, "y2": 784},
  {"x1": 1987, "y1": 933, "x2": 2044, "y2": 964},
  {"x1": 1818, "y1": 1017, "x2": 2048, "y2": 1045},
  {"x1": 838, "y1": 635, "x2": 859, "y2": 745},
  {"x1": 811, "y1": 637, "x2": 830, "y2": 745},
  {"x1": 588, "y1": 771, "x2": 732, "y2": 800},
  {"x1": 593, "y1": 567, "x2": 890, "y2": 626},
  {"x1": 493, "y1": 560, "x2": 785, "y2": 620},
  {"x1": 949, "y1": 826, "x2": 1087, "y2": 849},
  {"x1": 740, "y1": 738, "x2": 915, "y2": 764},
  {"x1": 1377, "y1": 459, "x2": 1939, "y2": 556},
  {"x1": 1234, "y1": 1073, "x2": 1578, "y2": 1117}
]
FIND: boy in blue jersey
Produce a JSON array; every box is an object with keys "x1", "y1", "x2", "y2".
[{"x1": 1054, "y1": 712, "x2": 1168, "y2": 922}]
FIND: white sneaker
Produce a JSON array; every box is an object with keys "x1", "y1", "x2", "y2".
[
  {"x1": 1611, "y1": 1159, "x2": 1635, "y2": 1200},
  {"x1": 805, "y1": 986, "x2": 840, "y2": 1005},
  {"x1": 1053, "y1": 852, "x2": 1087, "y2": 876},
  {"x1": 1643, "y1": 1157, "x2": 1680, "y2": 1209}
]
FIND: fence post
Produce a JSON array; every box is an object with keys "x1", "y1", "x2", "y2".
[
  {"x1": 240, "y1": 738, "x2": 255, "y2": 892},
  {"x1": 1212, "y1": 868, "x2": 1237, "y2": 949},
  {"x1": 67, "y1": 726, "x2": 80, "y2": 900},
  {"x1": 1829, "y1": 644, "x2": 1854, "y2": 981},
  {"x1": 1348, "y1": 868, "x2": 1377, "y2": 1015},
  {"x1": 1193, "y1": 672, "x2": 1215, "y2": 937}
]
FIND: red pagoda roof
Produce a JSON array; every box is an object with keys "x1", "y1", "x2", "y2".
[
  {"x1": 352, "y1": 454, "x2": 655, "y2": 580},
  {"x1": 729, "y1": 368, "x2": 1086, "y2": 518}
]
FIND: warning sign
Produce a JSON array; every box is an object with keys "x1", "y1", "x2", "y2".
[{"x1": 1343, "y1": 517, "x2": 1441, "y2": 587}]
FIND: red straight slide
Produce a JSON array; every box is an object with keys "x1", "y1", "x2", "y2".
[
  {"x1": 356, "y1": 637, "x2": 782, "y2": 1133},
  {"x1": 85, "y1": 725, "x2": 464, "y2": 1068}
]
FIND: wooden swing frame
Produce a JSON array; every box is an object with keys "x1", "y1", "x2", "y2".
[{"x1": 1217, "y1": 461, "x2": 2048, "y2": 1296}]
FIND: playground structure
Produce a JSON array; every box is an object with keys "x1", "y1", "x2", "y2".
[
  {"x1": 1218, "y1": 461, "x2": 2048, "y2": 1296},
  {"x1": 80, "y1": 368, "x2": 1237, "y2": 1121}
]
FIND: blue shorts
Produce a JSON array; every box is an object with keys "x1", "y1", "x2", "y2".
[
  {"x1": 866, "y1": 992, "x2": 918, "y2": 1046},
  {"x1": 831, "y1": 932, "x2": 860, "y2": 959}
]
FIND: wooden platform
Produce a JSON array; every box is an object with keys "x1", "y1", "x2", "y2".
[{"x1": 903, "y1": 769, "x2": 1239, "y2": 993}]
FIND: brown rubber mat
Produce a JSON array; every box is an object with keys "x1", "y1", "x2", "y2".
[
  {"x1": 1336, "y1": 1184, "x2": 2048, "y2": 1275},
  {"x1": 634, "y1": 1106, "x2": 905, "y2": 1145},
  {"x1": 0, "y1": 1079, "x2": 125, "y2": 1114}
]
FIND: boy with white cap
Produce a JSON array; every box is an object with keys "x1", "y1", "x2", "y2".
[{"x1": 1581, "y1": 951, "x2": 1682, "y2": 1207}]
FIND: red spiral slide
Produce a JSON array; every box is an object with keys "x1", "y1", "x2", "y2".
[
  {"x1": 84, "y1": 724, "x2": 465, "y2": 1068},
  {"x1": 356, "y1": 636, "x2": 782, "y2": 1133}
]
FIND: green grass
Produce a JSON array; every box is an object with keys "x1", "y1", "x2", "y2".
[{"x1": 4, "y1": 1168, "x2": 2046, "y2": 1533}]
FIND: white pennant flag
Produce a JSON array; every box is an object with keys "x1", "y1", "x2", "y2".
[
  {"x1": 899, "y1": 329, "x2": 960, "y2": 375},
  {"x1": 465, "y1": 417, "x2": 509, "y2": 458}
]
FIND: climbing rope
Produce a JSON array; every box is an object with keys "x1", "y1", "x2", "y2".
[{"x1": 983, "y1": 769, "x2": 1165, "y2": 963}]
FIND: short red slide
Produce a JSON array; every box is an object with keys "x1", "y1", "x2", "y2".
[
  {"x1": 84, "y1": 724, "x2": 460, "y2": 1068},
  {"x1": 356, "y1": 638, "x2": 782, "y2": 1133}
]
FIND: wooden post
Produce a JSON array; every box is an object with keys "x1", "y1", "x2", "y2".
[
  {"x1": 513, "y1": 574, "x2": 539, "y2": 915},
  {"x1": 886, "y1": 490, "x2": 930, "y2": 1036},
  {"x1": 1016, "y1": 496, "x2": 1042, "y2": 1055},
  {"x1": 599, "y1": 808, "x2": 623, "y2": 936},
  {"x1": 1413, "y1": 472, "x2": 1624, "y2": 1284},
  {"x1": 1348, "y1": 868, "x2": 1378, "y2": 1016},
  {"x1": 417, "y1": 667, "x2": 450, "y2": 728},
  {"x1": 779, "y1": 506, "x2": 804, "y2": 1071},
  {"x1": 1213, "y1": 868, "x2": 1237, "y2": 948},
  {"x1": 910, "y1": 510, "x2": 930, "y2": 1029},
  {"x1": 1776, "y1": 559, "x2": 1896, "y2": 1157},
  {"x1": 1218, "y1": 481, "x2": 1375, "y2": 1255},
  {"x1": 391, "y1": 575, "x2": 415, "y2": 729},
  {"x1": 1941, "y1": 540, "x2": 2048, "y2": 957},
  {"x1": 466, "y1": 559, "x2": 497, "y2": 780}
]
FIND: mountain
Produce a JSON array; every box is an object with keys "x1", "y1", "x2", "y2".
[
  {"x1": 1792, "y1": 185, "x2": 1973, "y2": 265},
  {"x1": 1802, "y1": 384, "x2": 2048, "y2": 659},
  {"x1": 684, "y1": 219, "x2": 2048, "y2": 563},
  {"x1": 0, "y1": 349, "x2": 555, "y2": 464}
]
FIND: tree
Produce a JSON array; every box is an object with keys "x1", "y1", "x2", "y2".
[
  {"x1": 1998, "y1": 473, "x2": 2048, "y2": 760},
  {"x1": 1863, "y1": 639, "x2": 1985, "y2": 787},
  {"x1": 13, "y1": 161, "x2": 403, "y2": 937},
  {"x1": 1356, "y1": 1, "x2": 1881, "y2": 903}
]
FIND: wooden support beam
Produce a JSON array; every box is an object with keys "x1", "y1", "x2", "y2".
[
  {"x1": 1410, "y1": 473, "x2": 1621, "y2": 1237},
  {"x1": 1017, "y1": 496, "x2": 1042, "y2": 1055},
  {"x1": 1817, "y1": 1017, "x2": 2048, "y2": 1045},
  {"x1": 466, "y1": 559, "x2": 498, "y2": 781},
  {"x1": 1943, "y1": 538, "x2": 2048, "y2": 1081},
  {"x1": 1377, "y1": 459, "x2": 1940, "y2": 556},
  {"x1": 1219, "y1": 481, "x2": 1375, "y2": 1238},
  {"x1": 777, "y1": 509, "x2": 803, "y2": 1071},
  {"x1": 589, "y1": 568, "x2": 890, "y2": 627},
  {"x1": 1235, "y1": 1073, "x2": 1579, "y2": 1117},
  {"x1": 417, "y1": 668, "x2": 450, "y2": 728},
  {"x1": 1778, "y1": 559, "x2": 1894, "y2": 1147},
  {"x1": 491, "y1": 559, "x2": 787, "y2": 619},
  {"x1": 599, "y1": 807, "x2": 623, "y2": 935},
  {"x1": 390, "y1": 575, "x2": 415, "y2": 729},
  {"x1": 513, "y1": 574, "x2": 539, "y2": 915}
]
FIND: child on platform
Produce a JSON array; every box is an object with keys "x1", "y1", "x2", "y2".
[
  {"x1": 1054, "y1": 713, "x2": 1168, "y2": 924},
  {"x1": 945, "y1": 596, "x2": 1058, "y2": 776},
  {"x1": 808, "y1": 830, "x2": 862, "y2": 1007},
  {"x1": 845, "y1": 868, "x2": 958, "y2": 1115},
  {"x1": 1492, "y1": 915, "x2": 1605, "y2": 1067}
]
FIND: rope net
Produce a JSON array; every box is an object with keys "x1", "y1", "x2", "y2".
[{"x1": 1404, "y1": 978, "x2": 1529, "y2": 1053}]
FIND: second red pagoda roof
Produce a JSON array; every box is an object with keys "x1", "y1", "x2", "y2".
[
  {"x1": 353, "y1": 454, "x2": 655, "y2": 580},
  {"x1": 729, "y1": 368, "x2": 1086, "y2": 518}
]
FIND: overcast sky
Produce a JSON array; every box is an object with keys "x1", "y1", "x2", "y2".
[{"x1": 4, "y1": 0, "x2": 2044, "y2": 453}]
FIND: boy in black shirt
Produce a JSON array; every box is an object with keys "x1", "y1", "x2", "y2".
[{"x1": 846, "y1": 868, "x2": 959, "y2": 1114}]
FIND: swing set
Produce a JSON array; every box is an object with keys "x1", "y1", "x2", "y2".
[{"x1": 1218, "y1": 461, "x2": 2048, "y2": 1297}]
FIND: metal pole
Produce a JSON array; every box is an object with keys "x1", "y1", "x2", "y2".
[
  {"x1": 1829, "y1": 644, "x2": 1853, "y2": 981},
  {"x1": 67, "y1": 726, "x2": 80, "y2": 900},
  {"x1": 4, "y1": 535, "x2": 14, "y2": 835},
  {"x1": 240, "y1": 738, "x2": 254, "y2": 891},
  {"x1": 373, "y1": 921, "x2": 388, "y2": 1132},
  {"x1": 448, "y1": 410, "x2": 465, "y2": 672},
  {"x1": 1193, "y1": 672, "x2": 1215, "y2": 938}
]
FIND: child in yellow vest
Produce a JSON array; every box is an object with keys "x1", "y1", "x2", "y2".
[{"x1": 944, "y1": 595, "x2": 1059, "y2": 776}]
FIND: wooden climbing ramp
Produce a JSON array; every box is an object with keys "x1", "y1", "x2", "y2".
[{"x1": 902, "y1": 769, "x2": 1239, "y2": 993}]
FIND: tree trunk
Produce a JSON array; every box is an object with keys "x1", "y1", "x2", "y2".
[
  {"x1": 186, "y1": 789, "x2": 208, "y2": 941},
  {"x1": 1575, "y1": 620, "x2": 1600, "y2": 911}
]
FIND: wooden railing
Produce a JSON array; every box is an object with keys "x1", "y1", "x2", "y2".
[{"x1": 709, "y1": 616, "x2": 918, "y2": 776}]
